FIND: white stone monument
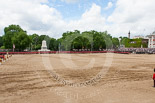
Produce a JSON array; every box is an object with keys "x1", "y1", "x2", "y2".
[{"x1": 38, "y1": 40, "x2": 50, "y2": 51}]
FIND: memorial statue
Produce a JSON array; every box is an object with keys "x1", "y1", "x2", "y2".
[{"x1": 38, "y1": 40, "x2": 50, "y2": 51}]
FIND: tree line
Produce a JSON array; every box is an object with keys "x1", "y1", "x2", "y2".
[{"x1": 0, "y1": 24, "x2": 145, "y2": 51}]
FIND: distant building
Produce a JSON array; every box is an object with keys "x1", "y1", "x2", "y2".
[
  {"x1": 142, "y1": 39, "x2": 149, "y2": 44},
  {"x1": 147, "y1": 32, "x2": 155, "y2": 48},
  {"x1": 133, "y1": 35, "x2": 144, "y2": 39}
]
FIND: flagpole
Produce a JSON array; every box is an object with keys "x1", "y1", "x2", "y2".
[
  {"x1": 13, "y1": 44, "x2": 14, "y2": 52},
  {"x1": 13, "y1": 44, "x2": 15, "y2": 52}
]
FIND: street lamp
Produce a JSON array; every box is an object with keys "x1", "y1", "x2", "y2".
[{"x1": 91, "y1": 42, "x2": 93, "y2": 52}]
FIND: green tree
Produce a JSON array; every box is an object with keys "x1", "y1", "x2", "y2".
[
  {"x1": 72, "y1": 36, "x2": 90, "y2": 50},
  {"x1": 58, "y1": 30, "x2": 113, "y2": 51},
  {"x1": 0, "y1": 36, "x2": 3, "y2": 47},
  {"x1": 93, "y1": 31, "x2": 106, "y2": 50},
  {"x1": 12, "y1": 31, "x2": 31, "y2": 51},
  {"x1": 3, "y1": 25, "x2": 25, "y2": 49},
  {"x1": 104, "y1": 33, "x2": 113, "y2": 48},
  {"x1": 3, "y1": 25, "x2": 30, "y2": 51},
  {"x1": 121, "y1": 37, "x2": 130, "y2": 47},
  {"x1": 29, "y1": 34, "x2": 39, "y2": 50},
  {"x1": 112, "y1": 38, "x2": 119, "y2": 48},
  {"x1": 49, "y1": 38, "x2": 59, "y2": 51}
]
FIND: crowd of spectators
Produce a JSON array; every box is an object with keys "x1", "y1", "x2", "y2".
[
  {"x1": 73, "y1": 48, "x2": 155, "y2": 54},
  {"x1": 117, "y1": 48, "x2": 155, "y2": 54}
]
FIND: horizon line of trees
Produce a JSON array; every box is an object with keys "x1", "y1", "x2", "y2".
[{"x1": 0, "y1": 24, "x2": 146, "y2": 52}]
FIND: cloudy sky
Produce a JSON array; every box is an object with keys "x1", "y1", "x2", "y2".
[{"x1": 0, "y1": 0, "x2": 155, "y2": 38}]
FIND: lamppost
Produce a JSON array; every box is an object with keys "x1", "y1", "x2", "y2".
[
  {"x1": 59, "y1": 43, "x2": 61, "y2": 53},
  {"x1": 118, "y1": 37, "x2": 122, "y2": 48},
  {"x1": 91, "y1": 42, "x2": 93, "y2": 52}
]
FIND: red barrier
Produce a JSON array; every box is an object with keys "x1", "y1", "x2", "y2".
[
  {"x1": 0, "y1": 51, "x2": 130, "y2": 55},
  {"x1": 0, "y1": 55, "x2": 5, "y2": 59}
]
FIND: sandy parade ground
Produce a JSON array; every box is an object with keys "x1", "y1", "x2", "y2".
[{"x1": 0, "y1": 53, "x2": 155, "y2": 103}]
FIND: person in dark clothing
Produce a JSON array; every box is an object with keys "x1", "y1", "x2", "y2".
[{"x1": 153, "y1": 69, "x2": 155, "y2": 87}]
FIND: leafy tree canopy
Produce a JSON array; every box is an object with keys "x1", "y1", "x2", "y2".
[{"x1": 3, "y1": 25, "x2": 30, "y2": 51}]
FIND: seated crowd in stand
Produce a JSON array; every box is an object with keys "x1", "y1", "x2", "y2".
[{"x1": 117, "y1": 48, "x2": 155, "y2": 54}]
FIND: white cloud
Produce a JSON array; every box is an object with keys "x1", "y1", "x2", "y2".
[
  {"x1": 0, "y1": 1, "x2": 107, "y2": 38},
  {"x1": 67, "y1": 3, "x2": 106, "y2": 31},
  {"x1": 107, "y1": 0, "x2": 155, "y2": 37},
  {"x1": 104, "y1": 2, "x2": 113, "y2": 10},
  {"x1": 1, "y1": 0, "x2": 155, "y2": 39},
  {"x1": 0, "y1": 0, "x2": 66, "y2": 38}
]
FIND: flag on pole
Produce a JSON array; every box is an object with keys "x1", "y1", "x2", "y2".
[
  {"x1": 13, "y1": 44, "x2": 15, "y2": 49},
  {"x1": 13, "y1": 44, "x2": 15, "y2": 52}
]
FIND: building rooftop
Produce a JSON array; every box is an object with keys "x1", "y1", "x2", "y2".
[{"x1": 146, "y1": 35, "x2": 155, "y2": 38}]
